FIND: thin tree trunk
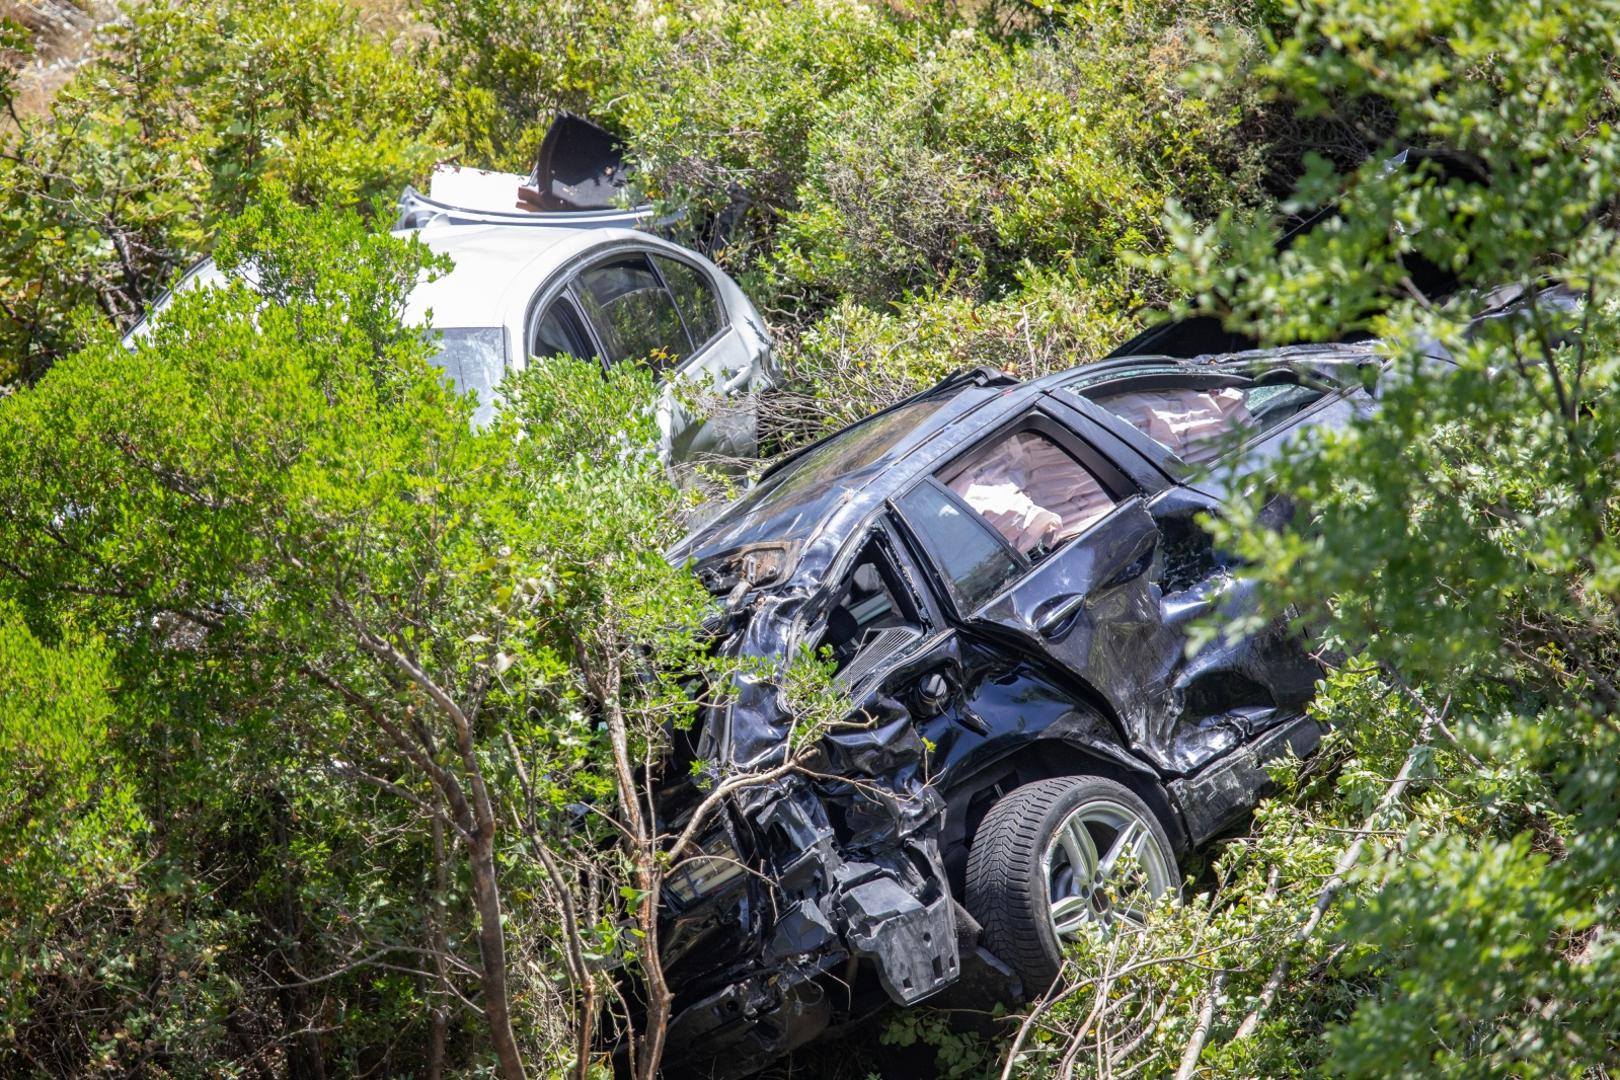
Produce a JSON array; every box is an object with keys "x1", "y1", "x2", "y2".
[
  {"x1": 503, "y1": 728, "x2": 597, "y2": 1080},
  {"x1": 428, "y1": 813, "x2": 449, "y2": 1080},
  {"x1": 271, "y1": 789, "x2": 326, "y2": 1080},
  {"x1": 349, "y1": 628, "x2": 528, "y2": 1080},
  {"x1": 1174, "y1": 971, "x2": 1225, "y2": 1080},
  {"x1": 593, "y1": 644, "x2": 674, "y2": 1080},
  {"x1": 469, "y1": 829, "x2": 527, "y2": 1080},
  {"x1": 634, "y1": 860, "x2": 672, "y2": 1080}
]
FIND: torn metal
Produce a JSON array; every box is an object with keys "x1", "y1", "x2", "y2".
[{"x1": 653, "y1": 351, "x2": 1370, "y2": 1077}]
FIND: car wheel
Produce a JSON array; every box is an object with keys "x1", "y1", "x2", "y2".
[{"x1": 964, "y1": 775, "x2": 1178, "y2": 994}]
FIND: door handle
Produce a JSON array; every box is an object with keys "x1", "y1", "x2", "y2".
[
  {"x1": 719, "y1": 365, "x2": 753, "y2": 395},
  {"x1": 1035, "y1": 592, "x2": 1087, "y2": 636},
  {"x1": 1033, "y1": 536, "x2": 1158, "y2": 636}
]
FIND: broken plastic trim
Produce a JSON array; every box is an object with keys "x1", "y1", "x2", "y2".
[{"x1": 521, "y1": 112, "x2": 634, "y2": 212}]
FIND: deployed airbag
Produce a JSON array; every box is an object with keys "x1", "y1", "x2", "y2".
[
  {"x1": 946, "y1": 431, "x2": 1115, "y2": 554},
  {"x1": 1093, "y1": 388, "x2": 1251, "y2": 466}
]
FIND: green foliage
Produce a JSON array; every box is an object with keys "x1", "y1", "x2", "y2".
[
  {"x1": 421, "y1": 0, "x2": 624, "y2": 169},
  {"x1": 0, "y1": 17, "x2": 28, "y2": 115},
  {"x1": 0, "y1": 192, "x2": 722, "y2": 1074},
  {"x1": 1012, "y1": 0, "x2": 1620, "y2": 1075},
  {"x1": 762, "y1": 268, "x2": 1137, "y2": 445},
  {"x1": 608, "y1": 0, "x2": 919, "y2": 263},
  {"x1": 881, "y1": 1008, "x2": 999, "y2": 1079},
  {"x1": 0, "y1": 0, "x2": 442, "y2": 383},
  {"x1": 772, "y1": 4, "x2": 1263, "y2": 308},
  {"x1": 0, "y1": 608, "x2": 141, "y2": 1015}
]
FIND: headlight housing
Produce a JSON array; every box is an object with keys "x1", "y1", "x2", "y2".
[{"x1": 663, "y1": 830, "x2": 747, "y2": 908}]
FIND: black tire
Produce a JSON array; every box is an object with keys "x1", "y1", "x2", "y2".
[{"x1": 963, "y1": 775, "x2": 1177, "y2": 995}]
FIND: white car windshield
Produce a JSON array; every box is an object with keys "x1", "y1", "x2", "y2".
[{"x1": 429, "y1": 327, "x2": 507, "y2": 426}]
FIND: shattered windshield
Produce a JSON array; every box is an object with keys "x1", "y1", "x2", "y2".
[{"x1": 428, "y1": 326, "x2": 507, "y2": 426}]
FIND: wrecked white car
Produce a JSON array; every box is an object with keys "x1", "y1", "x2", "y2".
[{"x1": 127, "y1": 115, "x2": 774, "y2": 461}]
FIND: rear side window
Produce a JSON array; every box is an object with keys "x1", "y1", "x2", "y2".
[
  {"x1": 897, "y1": 482, "x2": 1021, "y2": 612},
  {"x1": 943, "y1": 430, "x2": 1116, "y2": 560},
  {"x1": 1088, "y1": 381, "x2": 1325, "y2": 466},
  {"x1": 573, "y1": 255, "x2": 689, "y2": 370},
  {"x1": 653, "y1": 255, "x2": 725, "y2": 351},
  {"x1": 428, "y1": 327, "x2": 507, "y2": 426}
]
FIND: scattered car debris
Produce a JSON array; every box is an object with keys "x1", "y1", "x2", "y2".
[{"x1": 655, "y1": 344, "x2": 1383, "y2": 1076}]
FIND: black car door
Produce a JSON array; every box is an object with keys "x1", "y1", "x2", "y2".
[
  {"x1": 975, "y1": 495, "x2": 1187, "y2": 767},
  {"x1": 1040, "y1": 382, "x2": 1324, "y2": 772},
  {"x1": 891, "y1": 409, "x2": 1193, "y2": 766},
  {"x1": 894, "y1": 398, "x2": 1323, "y2": 777}
]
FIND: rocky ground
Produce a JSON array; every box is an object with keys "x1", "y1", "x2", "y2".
[{"x1": 4, "y1": 0, "x2": 111, "y2": 118}]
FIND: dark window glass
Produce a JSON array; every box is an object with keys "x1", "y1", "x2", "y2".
[
  {"x1": 428, "y1": 327, "x2": 507, "y2": 426},
  {"x1": 694, "y1": 397, "x2": 954, "y2": 560},
  {"x1": 736, "y1": 399, "x2": 937, "y2": 526},
  {"x1": 573, "y1": 255, "x2": 690, "y2": 370},
  {"x1": 531, "y1": 298, "x2": 592, "y2": 361},
  {"x1": 898, "y1": 482, "x2": 1021, "y2": 612},
  {"x1": 653, "y1": 254, "x2": 725, "y2": 350}
]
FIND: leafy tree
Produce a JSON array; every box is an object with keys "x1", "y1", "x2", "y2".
[
  {"x1": 1009, "y1": 0, "x2": 1620, "y2": 1075},
  {"x1": 771, "y1": 3, "x2": 1264, "y2": 309},
  {"x1": 0, "y1": 0, "x2": 442, "y2": 385},
  {"x1": 1185, "y1": 0, "x2": 1620, "y2": 1067},
  {"x1": 0, "y1": 608, "x2": 144, "y2": 1063},
  {"x1": 0, "y1": 188, "x2": 845, "y2": 1078}
]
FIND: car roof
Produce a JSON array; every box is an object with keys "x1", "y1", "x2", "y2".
[
  {"x1": 673, "y1": 343, "x2": 1378, "y2": 584},
  {"x1": 124, "y1": 221, "x2": 649, "y2": 344},
  {"x1": 400, "y1": 221, "x2": 633, "y2": 328}
]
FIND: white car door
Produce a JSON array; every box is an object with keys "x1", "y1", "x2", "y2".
[{"x1": 531, "y1": 247, "x2": 769, "y2": 462}]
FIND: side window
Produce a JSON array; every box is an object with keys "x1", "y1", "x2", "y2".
[
  {"x1": 653, "y1": 254, "x2": 725, "y2": 351},
  {"x1": 573, "y1": 255, "x2": 691, "y2": 370},
  {"x1": 942, "y1": 431, "x2": 1116, "y2": 561},
  {"x1": 531, "y1": 297, "x2": 593, "y2": 361},
  {"x1": 897, "y1": 482, "x2": 1021, "y2": 613},
  {"x1": 1087, "y1": 381, "x2": 1325, "y2": 466},
  {"x1": 427, "y1": 327, "x2": 507, "y2": 426}
]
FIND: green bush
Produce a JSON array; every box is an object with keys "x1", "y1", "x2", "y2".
[
  {"x1": 762, "y1": 264, "x2": 1136, "y2": 446},
  {"x1": 0, "y1": 0, "x2": 442, "y2": 383},
  {"x1": 421, "y1": 0, "x2": 626, "y2": 170},
  {"x1": 0, "y1": 186, "x2": 766, "y2": 1076},
  {"x1": 607, "y1": 0, "x2": 921, "y2": 260},
  {"x1": 772, "y1": 4, "x2": 1267, "y2": 309},
  {"x1": 1013, "y1": 0, "x2": 1620, "y2": 1075}
]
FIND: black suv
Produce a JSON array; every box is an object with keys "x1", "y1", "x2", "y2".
[{"x1": 656, "y1": 344, "x2": 1380, "y2": 1076}]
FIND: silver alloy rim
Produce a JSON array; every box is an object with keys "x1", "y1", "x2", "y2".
[{"x1": 1042, "y1": 796, "x2": 1174, "y2": 938}]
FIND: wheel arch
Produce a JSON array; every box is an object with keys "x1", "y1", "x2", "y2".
[{"x1": 936, "y1": 729, "x2": 1190, "y2": 900}]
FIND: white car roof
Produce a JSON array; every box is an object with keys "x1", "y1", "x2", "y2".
[
  {"x1": 402, "y1": 222, "x2": 619, "y2": 329},
  {"x1": 127, "y1": 220, "x2": 654, "y2": 343}
]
